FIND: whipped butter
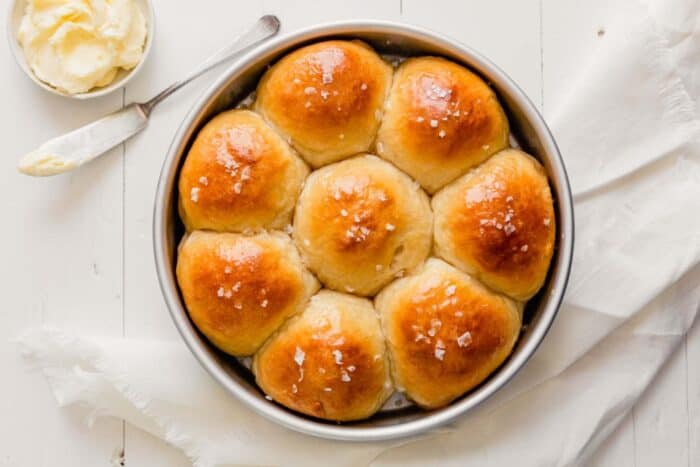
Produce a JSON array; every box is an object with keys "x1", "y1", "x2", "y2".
[
  {"x1": 18, "y1": 150, "x2": 78, "y2": 176},
  {"x1": 18, "y1": 0, "x2": 147, "y2": 95}
]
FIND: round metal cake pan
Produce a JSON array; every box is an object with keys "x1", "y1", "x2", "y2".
[{"x1": 154, "y1": 20, "x2": 574, "y2": 442}]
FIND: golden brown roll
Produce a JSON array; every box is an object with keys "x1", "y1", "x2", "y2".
[
  {"x1": 375, "y1": 258, "x2": 521, "y2": 409},
  {"x1": 178, "y1": 109, "x2": 309, "y2": 232},
  {"x1": 293, "y1": 155, "x2": 432, "y2": 296},
  {"x1": 176, "y1": 230, "x2": 319, "y2": 356},
  {"x1": 253, "y1": 290, "x2": 392, "y2": 421},
  {"x1": 376, "y1": 56, "x2": 509, "y2": 193},
  {"x1": 432, "y1": 149, "x2": 555, "y2": 301},
  {"x1": 254, "y1": 40, "x2": 393, "y2": 168}
]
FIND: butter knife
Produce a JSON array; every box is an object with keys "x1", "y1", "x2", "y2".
[{"x1": 18, "y1": 15, "x2": 280, "y2": 177}]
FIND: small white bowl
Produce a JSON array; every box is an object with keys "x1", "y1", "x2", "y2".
[{"x1": 6, "y1": 0, "x2": 155, "y2": 99}]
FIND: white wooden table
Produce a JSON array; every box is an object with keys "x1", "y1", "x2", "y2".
[{"x1": 1, "y1": 0, "x2": 698, "y2": 465}]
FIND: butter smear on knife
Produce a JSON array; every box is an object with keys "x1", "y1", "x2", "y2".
[{"x1": 18, "y1": 151, "x2": 78, "y2": 176}]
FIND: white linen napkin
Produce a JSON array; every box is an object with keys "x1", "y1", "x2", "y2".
[{"x1": 16, "y1": 0, "x2": 700, "y2": 465}]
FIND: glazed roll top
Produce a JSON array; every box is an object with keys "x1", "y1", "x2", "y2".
[
  {"x1": 176, "y1": 231, "x2": 319, "y2": 356},
  {"x1": 375, "y1": 258, "x2": 522, "y2": 408},
  {"x1": 376, "y1": 56, "x2": 509, "y2": 193},
  {"x1": 253, "y1": 290, "x2": 393, "y2": 421},
  {"x1": 293, "y1": 155, "x2": 433, "y2": 296},
  {"x1": 432, "y1": 149, "x2": 555, "y2": 301},
  {"x1": 255, "y1": 40, "x2": 393, "y2": 168},
  {"x1": 178, "y1": 109, "x2": 309, "y2": 232}
]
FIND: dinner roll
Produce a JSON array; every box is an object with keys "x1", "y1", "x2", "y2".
[
  {"x1": 376, "y1": 56, "x2": 509, "y2": 193},
  {"x1": 293, "y1": 155, "x2": 432, "y2": 296},
  {"x1": 178, "y1": 109, "x2": 309, "y2": 232},
  {"x1": 253, "y1": 290, "x2": 392, "y2": 421},
  {"x1": 255, "y1": 40, "x2": 393, "y2": 168},
  {"x1": 375, "y1": 258, "x2": 521, "y2": 408},
  {"x1": 176, "y1": 231, "x2": 319, "y2": 356},
  {"x1": 432, "y1": 149, "x2": 555, "y2": 301}
]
